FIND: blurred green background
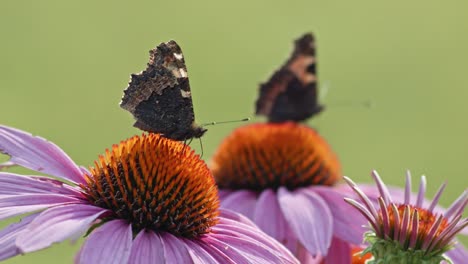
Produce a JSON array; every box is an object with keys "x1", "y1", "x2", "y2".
[{"x1": 1, "y1": 0, "x2": 467, "y2": 262}]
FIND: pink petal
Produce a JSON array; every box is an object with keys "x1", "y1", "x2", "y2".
[
  {"x1": 0, "y1": 214, "x2": 38, "y2": 261},
  {"x1": 254, "y1": 189, "x2": 295, "y2": 250},
  {"x1": 17, "y1": 204, "x2": 107, "y2": 253},
  {"x1": 212, "y1": 215, "x2": 298, "y2": 263},
  {"x1": 220, "y1": 190, "x2": 258, "y2": 219},
  {"x1": 323, "y1": 236, "x2": 351, "y2": 264},
  {"x1": 0, "y1": 172, "x2": 81, "y2": 196},
  {"x1": 160, "y1": 232, "x2": 192, "y2": 263},
  {"x1": 0, "y1": 125, "x2": 85, "y2": 184},
  {"x1": 129, "y1": 231, "x2": 165, "y2": 264},
  {"x1": 0, "y1": 194, "x2": 85, "y2": 220},
  {"x1": 207, "y1": 234, "x2": 298, "y2": 264},
  {"x1": 219, "y1": 209, "x2": 257, "y2": 227},
  {"x1": 194, "y1": 240, "x2": 237, "y2": 263},
  {"x1": 182, "y1": 238, "x2": 225, "y2": 263},
  {"x1": 296, "y1": 243, "x2": 323, "y2": 264},
  {"x1": 278, "y1": 187, "x2": 333, "y2": 256},
  {"x1": 312, "y1": 187, "x2": 367, "y2": 245},
  {"x1": 77, "y1": 220, "x2": 132, "y2": 264},
  {"x1": 445, "y1": 242, "x2": 468, "y2": 264}
]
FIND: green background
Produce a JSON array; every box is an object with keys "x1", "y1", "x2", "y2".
[{"x1": 1, "y1": 0, "x2": 467, "y2": 262}]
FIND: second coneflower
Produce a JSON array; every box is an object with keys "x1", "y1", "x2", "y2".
[
  {"x1": 344, "y1": 171, "x2": 468, "y2": 264},
  {"x1": 211, "y1": 122, "x2": 367, "y2": 263},
  {"x1": 0, "y1": 125, "x2": 298, "y2": 263}
]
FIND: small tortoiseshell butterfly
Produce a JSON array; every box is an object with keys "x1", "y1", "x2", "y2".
[
  {"x1": 120, "y1": 40, "x2": 206, "y2": 141},
  {"x1": 256, "y1": 33, "x2": 323, "y2": 122}
]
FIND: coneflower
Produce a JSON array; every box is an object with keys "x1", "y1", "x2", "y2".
[
  {"x1": 0, "y1": 125, "x2": 298, "y2": 263},
  {"x1": 344, "y1": 170, "x2": 468, "y2": 264},
  {"x1": 211, "y1": 122, "x2": 366, "y2": 263}
]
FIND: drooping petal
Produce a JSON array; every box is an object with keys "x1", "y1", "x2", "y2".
[
  {"x1": 182, "y1": 238, "x2": 227, "y2": 263},
  {"x1": 0, "y1": 125, "x2": 85, "y2": 184},
  {"x1": 77, "y1": 220, "x2": 132, "y2": 264},
  {"x1": 218, "y1": 209, "x2": 257, "y2": 227},
  {"x1": 296, "y1": 243, "x2": 323, "y2": 264},
  {"x1": 323, "y1": 236, "x2": 351, "y2": 264},
  {"x1": 253, "y1": 189, "x2": 297, "y2": 251},
  {"x1": 0, "y1": 172, "x2": 82, "y2": 196},
  {"x1": 16, "y1": 204, "x2": 107, "y2": 253},
  {"x1": 208, "y1": 234, "x2": 298, "y2": 264},
  {"x1": 0, "y1": 214, "x2": 38, "y2": 261},
  {"x1": 445, "y1": 242, "x2": 468, "y2": 264},
  {"x1": 312, "y1": 186, "x2": 367, "y2": 245},
  {"x1": 278, "y1": 187, "x2": 333, "y2": 256},
  {"x1": 194, "y1": 239, "x2": 237, "y2": 263},
  {"x1": 0, "y1": 194, "x2": 85, "y2": 220},
  {"x1": 160, "y1": 232, "x2": 192, "y2": 263},
  {"x1": 129, "y1": 230, "x2": 165, "y2": 264},
  {"x1": 220, "y1": 190, "x2": 258, "y2": 219},
  {"x1": 214, "y1": 212, "x2": 298, "y2": 263}
]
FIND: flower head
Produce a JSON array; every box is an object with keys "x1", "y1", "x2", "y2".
[
  {"x1": 211, "y1": 122, "x2": 367, "y2": 263},
  {"x1": 344, "y1": 170, "x2": 468, "y2": 264},
  {"x1": 0, "y1": 125, "x2": 298, "y2": 263}
]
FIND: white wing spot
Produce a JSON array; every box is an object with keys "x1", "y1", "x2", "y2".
[
  {"x1": 174, "y1": 53, "x2": 184, "y2": 60},
  {"x1": 180, "y1": 90, "x2": 191, "y2": 98}
]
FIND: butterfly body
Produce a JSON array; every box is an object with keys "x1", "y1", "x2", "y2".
[{"x1": 120, "y1": 40, "x2": 206, "y2": 141}]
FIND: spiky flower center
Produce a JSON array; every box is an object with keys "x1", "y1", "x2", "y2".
[
  {"x1": 383, "y1": 204, "x2": 448, "y2": 250},
  {"x1": 82, "y1": 134, "x2": 219, "y2": 238},
  {"x1": 211, "y1": 122, "x2": 341, "y2": 191}
]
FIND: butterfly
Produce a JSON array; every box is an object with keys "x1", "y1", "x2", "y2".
[
  {"x1": 255, "y1": 33, "x2": 323, "y2": 122},
  {"x1": 120, "y1": 40, "x2": 206, "y2": 141}
]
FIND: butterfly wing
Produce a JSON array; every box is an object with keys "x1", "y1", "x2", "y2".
[
  {"x1": 120, "y1": 40, "x2": 205, "y2": 141},
  {"x1": 256, "y1": 33, "x2": 323, "y2": 122}
]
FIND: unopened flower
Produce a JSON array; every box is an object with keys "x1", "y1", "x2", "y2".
[
  {"x1": 211, "y1": 122, "x2": 367, "y2": 263},
  {"x1": 344, "y1": 171, "x2": 468, "y2": 264},
  {"x1": 0, "y1": 125, "x2": 298, "y2": 263}
]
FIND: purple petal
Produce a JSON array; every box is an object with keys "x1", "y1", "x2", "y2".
[
  {"x1": 404, "y1": 170, "x2": 411, "y2": 204},
  {"x1": 0, "y1": 194, "x2": 85, "y2": 220},
  {"x1": 193, "y1": 239, "x2": 237, "y2": 263},
  {"x1": 323, "y1": 236, "x2": 351, "y2": 264},
  {"x1": 416, "y1": 176, "x2": 427, "y2": 207},
  {"x1": 160, "y1": 232, "x2": 192, "y2": 263},
  {"x1": 428, "y1": 182, "x2": 446, "y2": 213},
  {"x1": 253, "y1": 189, "x2": 292, "y2": 247},
  {"x1": 0, "y1": 214, "x2": 38, "y2": 261},
  {"x1": 278, "y1": 187, "x2": 333, "y2": 256},
  {"x1": 295, "y1": 243, "x2": 323, "y2": 264},
  {"x1": 16, "y1": 204, "x2": 107, "y2": 253},
  {"x1": 219, "y1": 209, "x2": 257, "y2": 227},
  {"x1": 0, "y1": 125, "x2": 85, "y2": 184},
  {"x1": 207, "y1": 234, "x2": 298, "y2": 264},
  {"x1": 0, "y1": 172, "x2": 82, "y2": 196},
  {"x1": 219, "y1": 190, "x2": 258, "y2": 219},
  {"x1": 372, "y1": 170, "x2": 392, "y2": 204},
  {"x1": 182, "y1": 238, "x2": 226, "y2": 263},
  {"x1": 77, "y1": 220, "x2": 132, "y2": 264},
  {"x1": 214, "y1": 214, "x2": 298, "y2": 262},
  {"x1": 129, "y1": 231, "x2": 165, "y2": 264},
  {"x1": 445, "y1": 242, "x2": 468, "y2": 264},
  {"x1": 313, "y1": 186, "x2": 367, "y2": 245}
]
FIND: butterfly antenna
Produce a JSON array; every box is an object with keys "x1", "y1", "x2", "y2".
[
  {"x1": 198, "y1": 138, "x2": 204, "y2": 158},
  {"x1": 201, "y1": 118, "x2": 250, "y2": 127},
  {"x1": 328, "y1": 100, "x2": 375, "y2": 109},
  {"x1": 180, "y1": 138, "x2": 194, "y2": 159},
  {"x1": 319, "y1": 80, "x2": 331, "y2": 102}
]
